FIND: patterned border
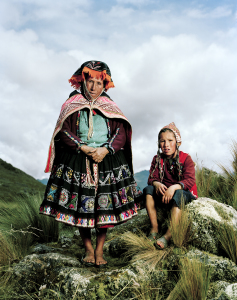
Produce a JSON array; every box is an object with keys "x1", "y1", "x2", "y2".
[{"x1": 39, "y1": 204, "x2": 140, "y2": 228}]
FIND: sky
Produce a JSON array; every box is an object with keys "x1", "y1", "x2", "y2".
[{"x1": 0, "y1": 0, "x2": 236, "y2": 179}]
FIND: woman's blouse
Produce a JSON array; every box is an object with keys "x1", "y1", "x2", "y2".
[
  {"x1": 79, "y1": 110, "x2": 108, "y2": 148},
  {"x1": 56, "y1": 110, "x2": 127, "y2": 155}
]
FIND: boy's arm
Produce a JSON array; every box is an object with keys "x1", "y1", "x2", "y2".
[
  {"x1": 148, "y1": 156, "x2": 159, "y2": 185},
  {"x1": 178, "y1": 155, "x2": 196, "y2": 190},
  {"x1": 147, "y1": 156, "x2": 168, "y2": 195}
]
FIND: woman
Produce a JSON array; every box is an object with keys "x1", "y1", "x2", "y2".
[{"x1": 40, "y1": 60, "x2": 142, "y2": 267}]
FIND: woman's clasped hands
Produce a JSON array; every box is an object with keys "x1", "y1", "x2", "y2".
[{"x1": 81, "y1": 145, "x2": 109, "y2": 163}]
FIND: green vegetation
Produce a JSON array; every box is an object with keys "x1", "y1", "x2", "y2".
[
  {"x1": 0, "y1": 193, "x2": 59, "y2": 265},
  {"x1": 167, "y1": 258, "x2": 212, "y2": 300},
  {"x1": 196, "y1": 140, "x2": 237, "y2": 209},
  {"x1": 218, "y1": 222, "x2": 237, "y2": 264},
  {"x1": 169, "y1": 202, "x2": 195, "y2": 249},
  {"x1": 120, "y1": 230, "x2": 171, "y2": 269},
  {"x1": 0, "y1": 139, "x2": 236, "y2": 299},
  {"x1": 0, "y1": 158, "x2": 45, "y2": 202}
]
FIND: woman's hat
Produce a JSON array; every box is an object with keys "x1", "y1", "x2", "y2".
[{"x1": 69, "y1": 60, "x2": 115, "y2": 91}]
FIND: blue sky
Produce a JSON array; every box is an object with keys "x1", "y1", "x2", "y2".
[{"x1": 0, "y1": 0, "x2": 236, "y2": 179}]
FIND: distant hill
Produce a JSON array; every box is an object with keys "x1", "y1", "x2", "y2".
[
  {"x1": 134, "y1": 170, "x2": 149, "y2": 191},
  {"x1": 0, "y1": 159, "x2": 45, "y2": 202},
  {"x1": 37, "y1": 178, "x2": 48, "y2": 185}
]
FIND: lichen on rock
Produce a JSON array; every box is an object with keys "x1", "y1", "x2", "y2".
[{"x1": 187, "y1": 198, "x2": 237, "y2": 255}]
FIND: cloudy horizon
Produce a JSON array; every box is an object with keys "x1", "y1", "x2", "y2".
[{"x1": 0, "y1": 0, "x2": 236, "y2": 179}]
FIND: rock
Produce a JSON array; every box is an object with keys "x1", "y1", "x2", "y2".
[
  {"x1": 187, "y1": 198, "x2": 237, "y2": 254},
  {"x1": 186, "y1": 249, "x2": 237, "y2": 283},
  {"x1": 207, "y1": 282, "x2": 237, "y2": 300},
  {"x1": 222, "y1": 283, "x2": 237, "y2": 300},
  {"x1": 59, "y1": 235, "x2": 73, "y2": 248},
  {"x1": 58, "y1": 267, "x2": 96, "y2": 298},
  {"x1": 31, "y1": 243, "x2": 62, "y2": 254},
  {"x1": 12, "y1": 253, "x2": 81, "y2": 294},
  {"x1": 207, "y1": 281, "x2": 229, "y2": 300},
  {"x1": 6, "y1": 198, "x2": 237, "y2": 299},
  {"x1": 109, "y1": 235, "x2": 127, "y2": 257}
]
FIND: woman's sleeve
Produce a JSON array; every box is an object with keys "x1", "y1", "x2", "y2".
[
  {"x1": 56, "y1": 113, "x2": 87, "y2": 152},
  {"x1": 103, "y1": 120, "x2": 127, "y2": 154},
  {"x1": 147, "y1": 156, "x2": 159, "y2": 185},
  {"x1": 179, "y1": 155, "x2": 196, "y2": 190}
]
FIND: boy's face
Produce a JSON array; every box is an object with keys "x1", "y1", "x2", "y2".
[{"x1": 159, "y1": 131, "x2": 177, "y2": 158}]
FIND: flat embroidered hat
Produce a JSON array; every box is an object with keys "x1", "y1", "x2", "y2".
[{"x1": 69, "y1": 60, "x2": 115, "y2": 91}]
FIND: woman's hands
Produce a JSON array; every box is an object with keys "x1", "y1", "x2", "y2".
[
  {"x1": 153, "y1": 182, "x2": 181, "y2": 204},
  {"x1": 81, "y1": 146, "x2": 109, "y2": 163},
  {"x1": 91, "y1": 147, "x2": 109, "y2": 163}
]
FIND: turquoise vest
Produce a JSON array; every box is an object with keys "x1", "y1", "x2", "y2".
[{"x1": 79, "y1": 110, "x2": 108, "y2": 147}]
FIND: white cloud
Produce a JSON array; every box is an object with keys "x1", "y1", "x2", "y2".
[
  {"x1": 0, "y1": 0, "x2": 236, "y2": 179},
  {"x1": 186, "y1": 6, "x2": 233, "y2": 19}
]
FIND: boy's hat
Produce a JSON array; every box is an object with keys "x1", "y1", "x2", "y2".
[{"x1": 161, "y1": 122, "x2": 181, "y2": 143}]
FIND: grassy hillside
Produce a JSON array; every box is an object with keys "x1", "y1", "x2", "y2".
[{"x1": 0, "y1": 158, "x2": 45, "y2": 202}]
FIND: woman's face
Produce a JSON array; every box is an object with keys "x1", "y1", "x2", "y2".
[
  {"x1": 85, "y1": 76, "x2": 104, "y2": 99},
  {"x1": 159, "y1": 131, "x2": 177, "y2": 158}
]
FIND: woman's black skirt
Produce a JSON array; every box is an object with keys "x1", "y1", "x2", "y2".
[{"x1": 39, "y1": 150, "x2": 142, "y2": 228}]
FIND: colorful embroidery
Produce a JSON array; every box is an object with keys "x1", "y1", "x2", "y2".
[
  {"x1": 108, "y1": 128, "x2": 120, "y2": 154},
  {"x1": 45, "y1": 94, "x2": 131, "y2": 173},
  {"x1": 113, "y1": 193, "x2": 120, "y2": 207},
  {"x1": 76, "y1": 218, "x2": 95, "y2": 228},
  {"x1": 76, "y1": 111, "x2": 81, "y2": 137},
  {"x1": 98, "y1": 195, "x2": 109, "y2": 208},
  {"x1": 47, "y1": 185, "x2": 57, "y2": 201},
  {"x1": 106, "y1": 119, "x2": 111, "y2": 137},
  {"x1": 80, "y1": 196, "x2": 95, "y2": 213},
  {"x1": 72, "y1": 171, "x2": 81, "y2": 186},
  {"x1": 59, "y1": 188, "x2": 69, "y2": 205},
  {"x1": 84, "y1": 157, "x2": 98, "y2": 190}
]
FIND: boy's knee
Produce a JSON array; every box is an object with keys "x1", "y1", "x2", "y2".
[
  {"x1": 143, "y1": 185, "x2": 154, "y2": 196},
  {"x1": 174, "y1": 190, "x2": 183, "y2": 197}
]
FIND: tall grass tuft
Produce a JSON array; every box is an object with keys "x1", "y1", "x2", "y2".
[
  {"x1": 218, "y1": 222, "x2": 237, "y2": 264},
  {"x1": 169, "y1": 201, "x2": 195, "y2": 249},
  {"x1": 120, "y1": 231, "x2": 171, "y2": 269},
  {"x1": 128, "y1": 273, "x2": 165, "y2": 300},
  {"x1": 167, "y1": 258, "x2": 212, "y2": 300},
  {"x1": 196, "y1": 140, "x2": 237, "y2": 209},
  {"x1": 0, "y1": 233, "x2": 16, "y2": 266},
  {"x1": 217, "y1": 140, "x2": 237, "y2": 209},
  {"x1": 0, "y1": 193, "x2": 59, "y2": 264}
]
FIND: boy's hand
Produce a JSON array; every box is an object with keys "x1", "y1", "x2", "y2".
[
  {"x1": 162, "y1": 186, "x2": 176, "y2": 204},
  {"x1": 153, "y1": 181, "x2": 167, "y2": 195},
  {"x1": 162, "y1": 184, "x2": 182, "y2": 204}
]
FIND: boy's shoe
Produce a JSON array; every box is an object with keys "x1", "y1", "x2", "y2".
[
  {"x1": 147, "y1": 231, "x2": 159, "y2": 241},
  {"x1": 154, "y1": 236, "x2": 168, "y2": 249}
]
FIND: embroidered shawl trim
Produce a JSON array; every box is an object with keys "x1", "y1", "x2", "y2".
[{"x1": 45, "y1": 93, "x2": 131, "y2": 173}]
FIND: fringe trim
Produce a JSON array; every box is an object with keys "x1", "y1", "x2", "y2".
[{"x1": 68, "y1": 67, "x2": 115, "y2": 91}]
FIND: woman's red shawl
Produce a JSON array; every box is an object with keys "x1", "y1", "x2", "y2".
[{"x1": 45, "y1": 93, "x2": 132, "y2": 173}]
